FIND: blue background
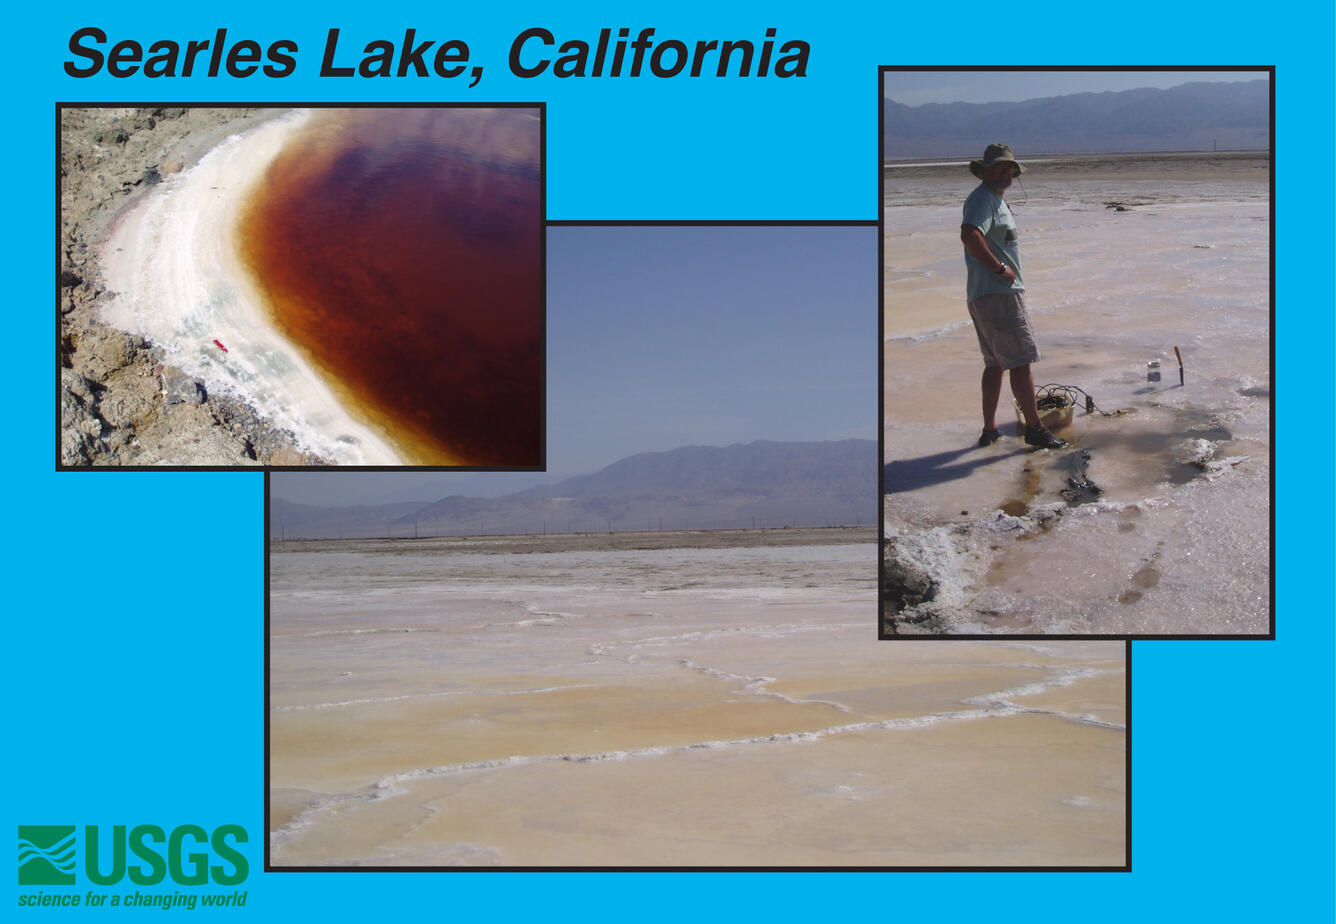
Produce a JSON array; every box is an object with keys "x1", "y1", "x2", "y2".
[{"x1": 11, "y1": 1, "x2": 1333, "y2": 919}]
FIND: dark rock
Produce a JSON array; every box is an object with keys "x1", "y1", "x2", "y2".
[
  {"x1": 883, "y1": 563, "x2": 937, "y2": 613},
  {"x1": 162, "y1": 367, "x2": 205, "y2": 405},
  {"x1": 880, "y1": 527, "x2": 972, "y2": 635}
]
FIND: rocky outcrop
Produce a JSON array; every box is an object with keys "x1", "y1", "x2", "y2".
[
  {"x1": 881, "y1": 530, "x2": 960, "y2": 634},
  {"x1": 880, "y1": 514, "x2": 1035, "y2": 635}
]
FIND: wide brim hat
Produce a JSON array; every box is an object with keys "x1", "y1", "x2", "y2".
[{"x1": 969, "y1": 143, "x2": 1024, "y2": 177}]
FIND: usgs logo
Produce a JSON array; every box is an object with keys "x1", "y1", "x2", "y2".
[{"x1": 17, "y1": 825, "x2": 248, "y2": 886}]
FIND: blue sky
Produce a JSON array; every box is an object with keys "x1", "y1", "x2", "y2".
[
  {"x1": 273, "y1": 223, "x2": 876, "y2": 506},
  {"x1": 883, "y1": 69, "x2": 1267, "y2": 106}
]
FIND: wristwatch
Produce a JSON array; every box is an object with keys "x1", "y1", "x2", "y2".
[{"x1": 993, "y1": 264, "x2": 1009, "y2": 275}]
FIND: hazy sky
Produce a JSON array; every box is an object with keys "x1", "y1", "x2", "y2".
[
  {"x1": 883, "y1": 70, "x2": 1267, "y2": 106},
  {"x1": 272, "y1": 224, "x2": 876, "y2": 507}
]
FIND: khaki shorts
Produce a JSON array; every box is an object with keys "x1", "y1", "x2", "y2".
[{"x1": 967, "y1": 291, "x2": 1041, "y2": 369}]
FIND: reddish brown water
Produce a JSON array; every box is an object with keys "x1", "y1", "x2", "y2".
[{"x1": 238, "y1": 108, "x2": 543, "y2": 465}]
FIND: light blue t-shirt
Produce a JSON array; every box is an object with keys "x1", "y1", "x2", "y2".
[{"x1": 962, "y1": 182, "x2": 1024, "y2": 300}]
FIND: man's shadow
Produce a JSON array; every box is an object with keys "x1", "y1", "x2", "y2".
[{"x1": 883, "y1": 443, "x2": 1025, "y2": 494}]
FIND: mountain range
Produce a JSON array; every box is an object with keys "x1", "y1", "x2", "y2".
[
  {"x1": 270, "y1": 439, "x2": 877, "y2": 540},
  {"x1": 883, "y1": 79, "x2": 1269, "y2": 159}
]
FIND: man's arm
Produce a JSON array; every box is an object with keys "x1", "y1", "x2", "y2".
[{"x1": 960, "y1": 224, "x2": 1016, "y2": 284}]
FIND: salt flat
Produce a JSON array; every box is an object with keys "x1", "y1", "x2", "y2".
[{"x1": 269, "y1": 530, "x2": 1125, "y2": 867}]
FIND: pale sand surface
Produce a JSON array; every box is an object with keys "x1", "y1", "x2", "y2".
[
  {"x1": 270, "y1": 531, "x2": 1125, "y2": 866},
  {"x1": 883, "y1": 155, "x2": 1269, "y2": 634},
  {"x1": 101, "y1": 110, "x2": 401, "y2": 464}
]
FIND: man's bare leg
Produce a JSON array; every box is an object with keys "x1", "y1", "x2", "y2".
[
  {"x1": 1009, "y1": 363, "x2": 1041, "y2": 429},
  {"x1": 981, "y1": 367, "x2": 1004, "y2": 431}
]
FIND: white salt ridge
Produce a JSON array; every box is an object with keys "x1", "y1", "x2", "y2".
[
  {"x1": 678, "y1": 658, "x2": 853, "y2": 713},
  {"x1": 350, "y1": 843, "x2": 504, "y2": 867},
  {"x1": 500, "y1": 607, "x2": 589, "y2": 628},
  {"x1": 609, "y1": 621, "x2": 858, "y2": 650},
  {"x1": 965, "y1": 667, "x2": 1127, "y2": 730},
  {"x1": 267, "y1": 714, "x2": 1002, "y2": 848},
  {"x1": 273, "y1": 682, "x2": 611, "y2": 713},
  {"x1": 271, "y1": 625, "x2": 441, "y2": 640},
  {"x1": 101, "y1": 109, "x2": 401, "y2": 465}
]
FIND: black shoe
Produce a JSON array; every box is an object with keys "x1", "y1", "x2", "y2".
[
  {"x1": 1024, "y1": 425, "x2": 1068, "y2": 449},
  {"x1": 978, "y1": 427, "x2": 1002, "y2": 446}
]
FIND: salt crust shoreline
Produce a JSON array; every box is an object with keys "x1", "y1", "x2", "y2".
[
  {"x1": 60, "y1": 107, "x2": 348, "y2": 466},
  {"x1": 101, "y1": 110, "x2": 401, "y2": 465}
]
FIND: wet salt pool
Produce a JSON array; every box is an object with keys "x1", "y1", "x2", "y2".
[{"x1": 239, "y1": 108, "x2": 542, "y2": 465}]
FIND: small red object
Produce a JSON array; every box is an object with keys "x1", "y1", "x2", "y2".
[{"x1": 213, "y1": 339, "x2": 229, "y2": 353}]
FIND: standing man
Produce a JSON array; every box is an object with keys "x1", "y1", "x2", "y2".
[{"x1": 960, "y1": 143, "x2": 1067, "y2": 449}]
